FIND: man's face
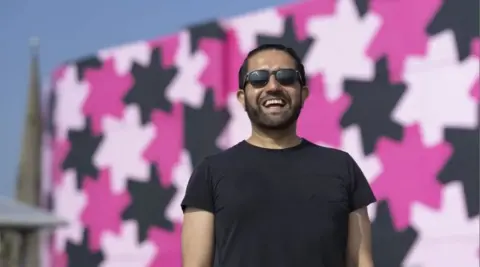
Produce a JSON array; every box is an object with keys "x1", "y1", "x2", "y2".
[{"x1": 237, "y1": 49, "x2": 308, "y2": 130}]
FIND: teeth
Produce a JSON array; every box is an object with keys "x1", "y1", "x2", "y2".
[{"x1": 264, "y1": 99, "x2": 284, "y2": 106}]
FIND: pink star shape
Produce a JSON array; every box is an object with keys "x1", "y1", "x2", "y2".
[
  {"x1": 198, "y1": 38, "x2": 230, "y2": 108},
  {"x1": 277, "y1": 0, "x2": 335, "y2": 40},
  {"x1": 149, "y1": 34, "x2": 179, "y2": 68},
  {"x1": 367, "y1": 0, "x2": 442, "y2": 82},
  {"x1": 52, "y1": 139, "x2": 71, "y2": 185},
  {"x1": 82, "y1": 59, "x2": 133, "y2": 134},
  {"x1": 471, "y1": 77, "x2": 479, "y2": 102},
  {"x1": 297, "y1": 74, "x2": 350, "y2": 146},
  {"x1": 472, "y1": 38, "x2": 480, "y2": 57},
  {"x1": 470, "y1": 38, "x2": 479, "y2": 101},
  {"x1": 148, "y1": 223, "x2": 182, "y2": 267},
  {"x1": 51, "y1": 245, "x2": 68, "y2": 267},
  {"x1": 143, "y1": 103, "x2": 184, "y2": 186},
  {"x1": 80, "y1": 168, "x2": 131, "y2": 251},
  {"x1": 200, "y1": 28, "x2": 242, "y2": 109},
  {"x1": 371, "y1": 124, "x2": 452, "y2": 230}
]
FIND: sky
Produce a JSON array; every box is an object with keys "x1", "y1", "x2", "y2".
[{"x1": 0, "y1": 0, "x2": 294, "y2": 197}]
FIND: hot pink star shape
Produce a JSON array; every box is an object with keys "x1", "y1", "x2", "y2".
[
  {"x1": 149, "y1": 34, "x2": 179, "y2": 68},
  {"x1": 297, "y1": 74, "x2": 350, "y2": 146},
  {"x1": 198, "y1": 38, "x2": 230, "y2": 108},
  {"x1": 471, "y1": 77, "x2": 479, "y2": 102},
  {"x1": 52, "y1": 139, "x2": 71, "y2": 185},
  {"x1": 367, "y1": 0, "x2": 442, "y2": 82},
  {"x1": 472, "y1": 38, "x2": 480, "y2": 57},
  {"x1": 277, "y1": 0, "x2": 335, "y2": 40},
  {"x1": 371, "y1": 124, "x2": 452, "y2": 230},
  {"x1": 51, "y1": 245, "x2": 68, "y2": 267},
  {"x1": 82, "y1": 59, "x2": 133, "y2": 134},
  {"x1": 148, "y1": 223, "x2": 182, "y2": 267},
  {"x1": 80, "y1": 168, "x2": 131, "y2": 251},
  {"x1": 470, "y1": 38, "x2": 479, "y2": 101},
  {"x1": 200, "y1": 28, "x2": 242, "y2": 109},
  {"x1": 143, "y1": 103, "x2": 184, "y2": 186}
]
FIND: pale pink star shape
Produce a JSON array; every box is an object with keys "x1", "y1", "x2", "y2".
[
  {"x1": 82, "y1": 59, "x2": 133, "y2": 134},
  {"x1": 143, "y1": 103, "x2": 184, "y2": 186},
  {"x1": 277, "y1": 0, "x2": 335, "y2": 40},
  {"x1": 298, "y1": 74, "x2": 350, "y2": 146},
  {"x1": 367, "y1": 0, "x2": 442, "y2": 82},
  {"x1": 52, "y1": 65, "x2": 66, "y2": 83},
  {"x1": 371, "y1": 124, "x2": 452, "y2": 230},
  {"x1": 148, "y1": 224, "x2": 182, "y2": 267},
  {"x1": 52, "y1": 139, "x2": 70, "y2": 185},
  {"x1": 80, "y1": 168, "x2": 131, "y2": 251}
]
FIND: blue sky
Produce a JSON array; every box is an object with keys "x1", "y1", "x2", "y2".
[{"x1": 0, "y1": 0, "x2": 294, "y2": 196}]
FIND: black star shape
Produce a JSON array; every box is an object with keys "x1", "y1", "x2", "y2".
[
  {"x1": 66, "y1": 229, "x2": 104, "y2": 267},
  {"x1": 354, "y1": 0, "x2": 369, "y2": 17},
  {"x1": 257, "y1": 16, "x2": 314, "y2": 60},
  {"x1": 123, "y1": 47, "x2": 177, "y2": 124},
  {"x1": 371, "y1": 201, "x2": 418, "y2": 267},
  {"x1": 427, "y1": 0, "x2": 479, "y2": 60},
  {"x1": 45, "y1": 88, "x2": 56, "y2": 137},
  {"x1": 438, "y1": 126, "x2": 479, "y2": 217},
  {"x1": 188, "y1": 20, "x2": 226, "y2": 53},
  {"x1": 74, "y1": 55, "x2": 103, "y2": 81},
  {"x1": 121, "y1": 164, "x2": 176, "y2": 243},
  {"x1": 62, "y1": 117, "x2": 103, "y2": 189},
  {"x1": 184, "y1": 90, "x2": 230, "y2": 167},
  {"x1": 340, "y1": 57, "x2": 405, "y2": 155}
]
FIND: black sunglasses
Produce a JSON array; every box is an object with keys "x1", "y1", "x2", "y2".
[{"x1": 243, "y1": 68, "x2": 303, "y2": 88}]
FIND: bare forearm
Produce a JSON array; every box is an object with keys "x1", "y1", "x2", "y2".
[
  {"x1": 182, "y1": 260, "x2": 212, "y2": 267},
  {"x1": 347, "y1": 208, "x2": 374, "y2": 267},
  {"x1": 182, "y1": 208, "x2": 215, "y2": 267},
  {"x1": 182, "y1": 242, "x2": 213, "y2": 267},
  {"x1": 182, "y1": 249, "x2": 213, "y2": 267},
  {"x1": 346, "y1": 258, "x2": 374, "y2": 267}
]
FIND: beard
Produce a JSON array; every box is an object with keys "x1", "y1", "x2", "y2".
[{"x1": 245, "y1": 97, "x2": 303, "y2": 130}]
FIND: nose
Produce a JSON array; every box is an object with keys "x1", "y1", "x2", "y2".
[{"x1": 265, "y1": 74, "x2": 281, "y2": 92}]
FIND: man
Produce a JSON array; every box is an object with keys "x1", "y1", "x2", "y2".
[{"x1": 181, "y1": 44, "x2": 376, "y2": 267}]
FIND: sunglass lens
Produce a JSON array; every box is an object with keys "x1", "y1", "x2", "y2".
[
  {"x1": 275, "y1": 69, "x2": 297, "y2": 86},
  {"x1": 248, "y1": 70, "x2": 270, "y2": 87}
]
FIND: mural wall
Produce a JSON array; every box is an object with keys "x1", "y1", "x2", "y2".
[{"x1": 42, "y1": 0, "x2": 479, "y2": 266}]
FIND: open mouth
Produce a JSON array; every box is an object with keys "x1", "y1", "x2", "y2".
[{"x1": 262, "y1": 98, "x2": 287, "y2": 111}]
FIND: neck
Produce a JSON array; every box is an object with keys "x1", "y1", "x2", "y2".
[{"x1": 247, "y1": 124, "x2": 302, "y2": 149}]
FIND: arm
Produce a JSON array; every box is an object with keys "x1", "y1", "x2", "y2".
[
  {"x1": 180, "y1": 158, "x2": 216, "y2": 267},
  {"x1": 182, "y1": 207, "x2": 214, "y2": 267},
  {"x1": 345, "y1": 153, "x2": 376, "y2": 267},
  {"x1": 346, "y1": 207, "x2": 374, "y2": 267}
]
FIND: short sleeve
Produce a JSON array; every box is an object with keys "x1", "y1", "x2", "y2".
[
  {"x1": 181, "y1": 158, "x2": 215, "y2": 213},
  {"x1": 346, "y1": 153, "x2": 376, "y2": 212}
]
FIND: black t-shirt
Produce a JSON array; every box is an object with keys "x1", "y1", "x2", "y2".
[{"x1": 181, "y1": 139, "x2": 376, "y2": 267}]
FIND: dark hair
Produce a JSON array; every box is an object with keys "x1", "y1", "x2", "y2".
[{"x1": 238, "y1": 43, "x2": 307, "y2": 89}]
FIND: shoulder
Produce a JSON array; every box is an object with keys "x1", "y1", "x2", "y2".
[
  {"x1": 301, "y1": 139, "x2": 352, "y2": 162},
  {"x1": 195, "y1": 141, "x2": 248, "y2": 175},
  {"x1": 205, "y1": 141, "x2": 245, "y2": 162},
  {"x1": 299, "y1": 139, "x2": 356, "y2": 177}
]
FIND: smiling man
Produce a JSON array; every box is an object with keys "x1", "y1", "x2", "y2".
[{"x1": 181, "y1": 44, "x2": 376, "y2": 267}]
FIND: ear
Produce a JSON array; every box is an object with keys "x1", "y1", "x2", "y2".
[
  {"x1": 237, "y1": 89, "x2": 246, "y2": 109},
  {"x1": 301, "y1": 86, "x2": 309, "y2": 103}
]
